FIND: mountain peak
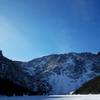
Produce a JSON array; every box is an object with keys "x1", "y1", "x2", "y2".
[
  {"x1": 97, "y1": 52, "x2": 100, "y2": 56},
  {"x1": 0, "y1": 50, "x2": 3, "y2": 58}
]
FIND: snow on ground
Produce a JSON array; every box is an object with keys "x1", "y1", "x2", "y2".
[{"x1": 0, "y1": 95, "x2": 100, "y2": 100}]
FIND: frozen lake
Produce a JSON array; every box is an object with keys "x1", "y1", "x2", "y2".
[{"x1": 0, "y1": 95, "x2": 100, "y2": 100}]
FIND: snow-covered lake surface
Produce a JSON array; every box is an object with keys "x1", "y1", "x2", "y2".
[{"x1": 0, "y1": 95, "x2": 100, "y2": 100}]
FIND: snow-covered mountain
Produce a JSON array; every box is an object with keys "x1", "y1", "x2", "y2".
[{"x1": 0, "y1": 50, "x2": 100, "y2": 95}]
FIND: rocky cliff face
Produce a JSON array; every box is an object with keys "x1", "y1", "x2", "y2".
[
  {"x1": 0, "y1": 51, "x2": 35, "y2": 95},
  {"x1": 0, "y1": 51, "x2": 100, "y2": 95}
]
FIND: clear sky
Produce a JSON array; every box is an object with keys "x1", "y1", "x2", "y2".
[{"x1": 0, "y1": 0, "x2": 100, "y2": 61}]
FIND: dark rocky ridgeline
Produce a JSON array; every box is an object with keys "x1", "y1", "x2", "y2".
[
  {"x1": 73, "y1": 76, "x2": 100, "y2": 94},
  {"x1": 97, "y1": 51, "x2": 100, "y2": 56},
  {"x1": 0, "y1": 50, "x2": 3, "y2": 58},
  {"x1": 0, "y1": 50, "x2": 35, "y2": 96}
]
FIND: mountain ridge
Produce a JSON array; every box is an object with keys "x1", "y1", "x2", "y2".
[{"x1": 0, "y1": 50, "x2": 100, "y2": 95}]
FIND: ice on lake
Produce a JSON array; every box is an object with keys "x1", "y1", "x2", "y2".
[{"x1": 0, "y1": 95, "x2": 100, "y2": 100}]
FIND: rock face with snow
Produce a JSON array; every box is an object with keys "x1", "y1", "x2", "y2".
[{"x1": 0, "y1": 51, "x2": 100, "y2": 95}]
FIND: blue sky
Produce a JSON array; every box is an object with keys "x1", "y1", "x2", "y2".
[{"x1": 0, "y1": 0, "x2": 100, "y2": 61}]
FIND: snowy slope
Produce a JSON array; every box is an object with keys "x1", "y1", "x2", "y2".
[
  {"x1": 1, "y1": 51, "x2": 100, "y2": 95},
  {"x1": 19, "y1": 52, "x2": 100, "y2": 94}
]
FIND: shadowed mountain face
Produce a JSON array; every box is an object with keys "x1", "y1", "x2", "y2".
[
  {"x1": 74, "y1": 76, "x2": 100, "y2": 94},
  {"x1": 0, "y1": 51, "x2": 35, "y2": 96},
  {"x1": 0, "y1": 51, "x2": 100, "y2": 95},
  {"x1": 0, "y1": 78, "x2": 34, "y2": 96}
]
